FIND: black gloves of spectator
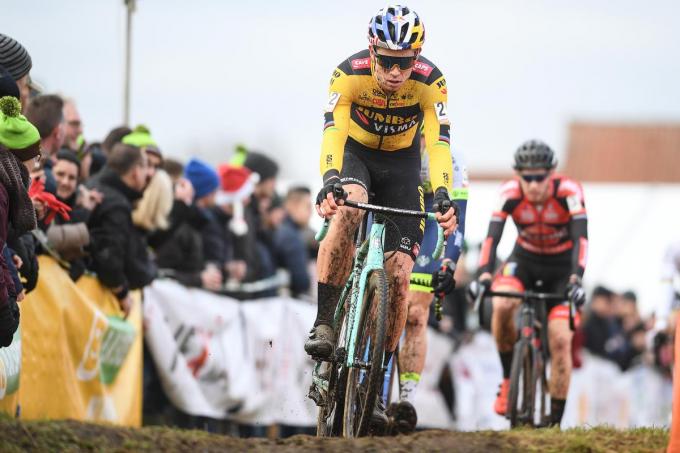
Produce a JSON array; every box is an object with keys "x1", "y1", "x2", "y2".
[{"x1": 0, "y1": 297, "x2": 20, "y2": 347}]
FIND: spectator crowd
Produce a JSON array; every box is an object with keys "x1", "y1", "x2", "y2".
[
  {"x1": 578, "y1": 286, "x2": 673, "y2": 378},
  {"x1": 0, "y1": 32, "x2": 316, "y2": 350}
]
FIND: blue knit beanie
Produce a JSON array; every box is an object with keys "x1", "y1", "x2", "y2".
[{"x1": 184, "y1": 158, "x2": 219, "y2": 200}]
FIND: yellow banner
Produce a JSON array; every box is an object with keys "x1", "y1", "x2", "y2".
[{"x1": 0, "y1": 256, "x2": 142, "y2": 426}]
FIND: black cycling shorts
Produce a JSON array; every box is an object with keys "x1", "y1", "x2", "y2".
[
  {"x1": 340, "y1": 137, "x2": 424, "y2": 260},
  {"x1": 492, "y1": 247, "x2": 571, "y2": 318}
]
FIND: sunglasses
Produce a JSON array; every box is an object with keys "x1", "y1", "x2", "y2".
[
  {"x1": 520, "y1": 173, "x2": 549, "y2": 183},
  {"x1": 374, "y1": 52, "x2": 417, "y2": 71}
]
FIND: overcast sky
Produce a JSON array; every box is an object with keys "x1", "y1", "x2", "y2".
[{"x1": 4, "y1": 0, "x2": 679, "y2": 183}]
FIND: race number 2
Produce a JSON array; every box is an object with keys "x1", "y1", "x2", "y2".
[
  {"x1": 434, "y1": 101, "x2": 450, "y2": 125},
  {"x1": 325, "y1": 92, "x2": 341, "y2": 112},
  {"x1": 434, "y1": 102, "x2": 449, "y2": 124}
]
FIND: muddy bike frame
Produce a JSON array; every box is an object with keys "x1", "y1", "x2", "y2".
[{"x1": 310, "y1": 199, "x2": 444, "y2": 435}]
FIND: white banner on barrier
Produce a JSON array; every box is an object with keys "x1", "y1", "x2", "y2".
[
  {"x1": 144, "y1": 279, "x2": 317, "y2": 424},
  {"x1": 451, "y1": 334, "x2": 672, "y2": 430},
  {"x1": 145, "y1": 279, "x2": 671, "y2": 428}
]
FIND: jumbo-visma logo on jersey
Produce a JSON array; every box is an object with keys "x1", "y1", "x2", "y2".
[{"x1": 351, "y1": 104, "x2": 421, "y2": 136}]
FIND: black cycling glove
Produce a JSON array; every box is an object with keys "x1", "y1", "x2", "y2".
[
  {"x1": 467, "y1": 277, "x2": 491, "y2": 302},
  {"x1": 316, "y1": 170, "x2": 346, "y2": 206},
  {"x1": 432, "y1": 187, "x2": 460, "y2": 218},
  {"x1": 566, "y1": 277, "x2": 586, "y2": 309},
  {"x1": 431, "y1": 260, "x2": 456, "y2": 296}
]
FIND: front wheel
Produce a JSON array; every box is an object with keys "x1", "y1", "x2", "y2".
[
  {"x1": 343, "y1": 269, "x2": 389, "y2": 437},
  {"x1": 507, "y1": 337, "x2": 535, "y2": 428}
]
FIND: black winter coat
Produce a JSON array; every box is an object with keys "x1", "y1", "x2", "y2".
[
  {"x1": 149, "y1": 200, "x2": 208, "y2": 288},
  {"x1": 86, "y1": 168, "x2": 156, "y2": 293}
]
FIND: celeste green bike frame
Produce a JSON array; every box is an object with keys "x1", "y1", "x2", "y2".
[{"x1": 314, "y1": 200, "x2": 444, "y2": 371}]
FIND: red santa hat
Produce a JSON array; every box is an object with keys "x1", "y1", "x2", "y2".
[{"x1": 215, "y1": 163, "x2": 258, "y2": 205}]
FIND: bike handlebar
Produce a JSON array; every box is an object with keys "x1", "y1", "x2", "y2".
[
  {"x1": 471, "y1": 286, "x2": 577, "y2": 331},
  {"x1": 314, "y1": 199, "x2": 445, "y2": 260},
  {"x1": 472, "y1": 287, "x2": 565, "y2": 315},
  {"x1": 484, "y1": 289, "x2": 566, "y2": 302}
]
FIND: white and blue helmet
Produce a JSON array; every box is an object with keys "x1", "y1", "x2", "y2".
[{"x1": 368, "y1": 5, "x2": 425, "y2": 50}]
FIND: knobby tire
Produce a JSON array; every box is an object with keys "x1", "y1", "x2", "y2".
[
  {"x1": 316, "y1": 284, "x2": 352, "y2": 437},
  {"x1": 343, "y1": 269, "x2": 388, "y2": 437},
  {"x1": 508, "y1": 337, "x2": 535, "y2": 428}
]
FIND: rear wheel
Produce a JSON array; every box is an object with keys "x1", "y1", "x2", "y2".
[
  {"x1": 479, "y1": 296, "x2": 493, "y2": 331},
  {"x1": 316, "y1": 286, "x2": 352, "y2": 437},
  {"x1": 508, "y1": 337, "x2": 535, "y2": 428},
  {"x1": 536, "y1": 353, "x2": 550, "y2": 427},
  {"x1": 317, "y1": 366, "x2": 348, "y2": 436},
  {"x1": 382, "y1": 347, "x2": 398, "y2": 406},
  {"x1": 343, "y1": 269, "x2": 388, "y2": 437}
]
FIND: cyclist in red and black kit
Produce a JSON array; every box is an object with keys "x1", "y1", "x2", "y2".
[{"x1": 469, "y1": 140, "x2": 587, "y2": 427}]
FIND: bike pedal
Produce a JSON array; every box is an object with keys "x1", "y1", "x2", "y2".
[
  {"x1": 334, "y1": 347, "x2": 346, "y2": 363},
  {"x1": 310, "y1": 351, "x2": 334, "y2": 363},
  {"x1": 307, "y1": 385, "x2": 323, "y2": 406}
]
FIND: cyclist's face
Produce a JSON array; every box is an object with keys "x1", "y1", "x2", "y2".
[
  {"x1": 370, "y1": 47, "x2": 417, "y2": 93},
  {"x1": 517, "y1": 169, "x2": 553, "y2": 203}
]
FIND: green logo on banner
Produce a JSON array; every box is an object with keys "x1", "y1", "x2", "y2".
[
  {"x1": 0, "y1": 328, "x2": 21, "y2": 399},
  {"x1": 99, "y1": 316, "x2": 135, "y2": 385}
]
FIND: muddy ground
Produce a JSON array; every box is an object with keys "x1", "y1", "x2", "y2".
[{"x1": 0, "y1": 418, "x2": 668, "y2": 452}]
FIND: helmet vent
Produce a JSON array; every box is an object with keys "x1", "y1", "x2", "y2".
[{"x1": 387, "y1": 21, "x2": 396, "y2": 41}]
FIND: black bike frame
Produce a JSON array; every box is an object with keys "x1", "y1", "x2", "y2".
[{"x1": 481, "y1": 288, "x2": 569, "y2": 426}]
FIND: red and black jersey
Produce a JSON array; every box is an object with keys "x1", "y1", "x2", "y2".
[{"x1": 478, "y1": 174, "x2": 588, "y2": 277}]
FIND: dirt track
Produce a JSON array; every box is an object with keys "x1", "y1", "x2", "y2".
[{"x1": 0, "y1": 418, "x2": 669, "y2": 452}]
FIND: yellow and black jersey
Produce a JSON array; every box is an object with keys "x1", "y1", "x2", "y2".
[{"x1": 320, "y1": 48, "x2": 453, "y2": 192}]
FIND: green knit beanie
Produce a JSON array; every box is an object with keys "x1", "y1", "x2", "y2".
[
  {"x1": 122, "y1": 124, "x2": 156, "y2": 147},
  {"x1": 230, "y1": 144, "x2": 248, "y2": 167},
  {"x1": 122, "y1": 124, "x2": 162, "y2": 160},
  {"x1": 0, "y1": 95, "x2": 41, "y2": 160}
]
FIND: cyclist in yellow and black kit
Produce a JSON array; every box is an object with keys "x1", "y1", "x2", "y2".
[{"x1": 305, "y1": 5, "x2": 458, "y2": 430}]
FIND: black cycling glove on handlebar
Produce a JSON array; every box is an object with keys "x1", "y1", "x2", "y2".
[
  {"x1": 432, "y1": 259, "x2": 456, "y2": 296},
  {"x1": 432, "y1": 187, "x2": 460, "y2": 218},
  {"x1": 566, "y1": 277, "x2": 586, "y2": 309},
  {"x1": 316, "y1": 170, "x2": 346, "y2": 206},
  {"x1": 467, "y1": 277, "x2": 491, "y2": 302}
]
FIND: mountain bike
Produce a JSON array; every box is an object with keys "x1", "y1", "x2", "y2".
[
  {"x1": 309, "y1": 195, "x2": 444, "y2": 438},
  {"x1": 472, "y1": 283, "x2": 575, "y2": 428}
]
